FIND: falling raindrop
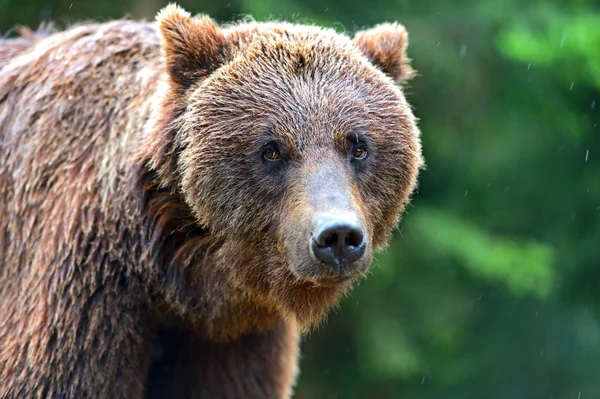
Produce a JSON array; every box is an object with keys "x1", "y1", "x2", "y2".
[
  {"x1": 460, "y1": 44, "x2": 467, "y2": 57},
  {"x1": 586, "y1": 149, "x2": 589, "y2": 162},
  {"x1": 592, "y1": 100, "x2": 596, "y2": 110},
  {"x1": 527, "y1": 63, "x2": 531, "y2": 70},
  {"x1": 560, "y1": 32, "x2": 566, "y2": 48},
  {"x1": 570, "y1": 82, "x2": 574, "y2": 90}
]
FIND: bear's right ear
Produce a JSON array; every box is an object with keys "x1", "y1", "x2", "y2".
[{"x1": 156, "y1": 4, "x2": 226, "y2": 90}]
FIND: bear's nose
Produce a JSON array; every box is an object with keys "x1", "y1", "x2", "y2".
[{"x1": 311, "y1": 211, "x2": 366, "y2": 267}]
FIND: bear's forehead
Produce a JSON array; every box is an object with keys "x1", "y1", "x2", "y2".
[
  {"x1": 224, "y1": 22, "x2": 353, "y2": 46},
  {"x1": 186, "y1": 22, "x2": 407, "y2": 152},
  {"x1": 215, "y1": 23, "x2": 389, "y2": 97},
  {"x1": 223, "y1": 22, "x2": 360, "y2": 68},
  {"x1": 199, "y1": 56, "x2": 395, "y2": 135}
]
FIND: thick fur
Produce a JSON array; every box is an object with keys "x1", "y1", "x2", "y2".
[
  {"x1": 0, "y1": 4, "x2": 423, "y2": 398},
  {"x1": 0, "y1": 24, "x2": 55, "y2": 69},
  {"x1": 147, "y1": 318, "x2": 299, "y2": 399}
]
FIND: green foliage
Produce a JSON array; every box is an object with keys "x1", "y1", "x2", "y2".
[
  {"x1": 498, "y1": 13, "x2": 600, "y2": 89},
  {"x1": 2, "y1": 0, "x2": 599, "y2": 397},
  {"x1": 411, "y1": 208, "x2": 555, "y2": 297}
]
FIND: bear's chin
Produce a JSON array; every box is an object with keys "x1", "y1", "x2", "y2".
[{"x1": 272, "y1": 275, "x2": 358, "y2": 333}]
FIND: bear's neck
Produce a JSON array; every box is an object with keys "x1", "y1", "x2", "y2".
[{"x1": 137, "y1": 166, "x2": 283, "y2": 341}]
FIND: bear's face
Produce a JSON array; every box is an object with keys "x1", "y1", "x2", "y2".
[{"x1": 150, "y1": 6, "x2": 423, "y2": 329}]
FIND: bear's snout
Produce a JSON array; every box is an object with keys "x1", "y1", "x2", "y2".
[
  {"x1": 310, "y1": 211, "x2": 366, "y2": 268},
  {"x1": 283, "y1": 162, "x2": 374, "y2": 285}
]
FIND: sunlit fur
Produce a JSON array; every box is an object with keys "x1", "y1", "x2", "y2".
[{"x1": 0, "y1": 4, "x2": 423, "y2": 398}]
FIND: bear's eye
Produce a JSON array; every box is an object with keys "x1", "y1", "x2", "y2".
[
  {"x1": 263, "y1": 148, "x2": 281, "y2": 161},
  {"x1": 352, "y1": 145, "x2": 368, "y2": 160}
]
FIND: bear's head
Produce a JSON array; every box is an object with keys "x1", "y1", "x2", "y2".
[{"x1": 144, "y1": 5, "x2": 423, "y2": 333}]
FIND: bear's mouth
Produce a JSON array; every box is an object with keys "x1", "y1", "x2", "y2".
[
  {"x1": 309, "y1": 275, "x2": 355, "y2": 287},
  {"x1": 286, "y1": 242, "x2": 373, "y2": 288}
]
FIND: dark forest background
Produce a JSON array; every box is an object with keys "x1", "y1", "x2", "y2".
[{"x1": 2, "y1": 0, "x2": 600, "y2": 397}]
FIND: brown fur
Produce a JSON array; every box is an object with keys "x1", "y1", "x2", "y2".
[
  {"x1": 0, "y1": 4, "x2": 423, "y2": 398},
  {"x1": 0, "y1": 24, "x2": 55, "y2": 69}
]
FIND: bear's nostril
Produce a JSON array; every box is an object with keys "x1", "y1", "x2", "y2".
[
  {"x1": 323, "y1": 232, "x2": 338, "y2": 248},
  {"x1": 344, "y1": 231, "x2": 363, "y2": 247}
]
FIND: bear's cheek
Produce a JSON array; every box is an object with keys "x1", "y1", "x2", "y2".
[
  {"x1": 178, "y1": 153, "x2": 277, "y2": 235},
  {"x1": 356, "y1": 134, "x2": 420, "y2": 247}
]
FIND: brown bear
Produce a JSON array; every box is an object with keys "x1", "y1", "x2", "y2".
[{"x1": 0, "y1": 4, "x2": 423, "y2": 398}]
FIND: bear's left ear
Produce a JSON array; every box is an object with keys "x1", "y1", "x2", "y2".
[
  {"x1": 156, "y1": 4, "x2": 226, "y2": 90},
  {"x1": 353, "y1": 23, "x2": 415, "y2": 84}
]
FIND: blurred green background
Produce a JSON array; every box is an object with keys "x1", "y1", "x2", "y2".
[{"x1": 2, "y1": 0, "x2": 599, "y2": 398}]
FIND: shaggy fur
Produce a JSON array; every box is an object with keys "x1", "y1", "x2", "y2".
[{"x1": 0, "y1": 4, "x2": 423, "y2": 398}]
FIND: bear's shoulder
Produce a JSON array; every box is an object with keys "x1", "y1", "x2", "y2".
[{"x1": 0, "y1": 20, "x2": 160, "y2": 92}]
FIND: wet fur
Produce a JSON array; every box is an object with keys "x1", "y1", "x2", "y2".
[{"x1": 0, "y1": 5, "x2": 422, "y2": 398}]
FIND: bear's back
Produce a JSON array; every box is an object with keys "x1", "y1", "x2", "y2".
[
  {"x1": 0, "y1": 20, "x2": 161, "y2": 161},
  {"x1": 0, "y1": 21, "x2": 161, "y2": 276}
]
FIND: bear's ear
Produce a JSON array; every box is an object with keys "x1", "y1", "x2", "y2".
[
  {"x1": 156, "y1": 4, "x2": 226, "y2": 90},
  {"x1": 353, "y1": 23, "x2": 415, "y2": 84}
]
